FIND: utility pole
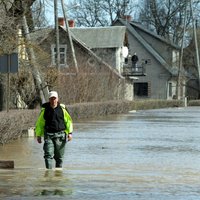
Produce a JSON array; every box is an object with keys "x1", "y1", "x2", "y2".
[
  {"x1": 191, "y1": 0, "x2": 200, "y2": 93},
  {"x1": 22, "y1": 16, "x2": 49, "y2": 103},
  {"x1": 54, "y1": 0, "x2": 60, "y2": 70},
  {"x1": 176, "y1": 0, "x2": 188, "y2": 99},
  {"x1": 60, "y1": 0, "x2": 78, "y2": 73}
]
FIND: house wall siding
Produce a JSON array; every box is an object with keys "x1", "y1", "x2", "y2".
[
  {"x1": 127, "y1": 32, "x2": 171, "y2": 99},
  {"x1": 92, "y1": 48, "x2": 117, "y2": 70},
  {"x1": 133, "y1": 28, "x2": 174, "y2": 65}
]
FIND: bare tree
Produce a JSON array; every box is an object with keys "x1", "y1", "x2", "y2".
[
  {"x1": 68, "y1": 0, "x2": 135, "y2": 27},
  {"x1": 31, "y1": 0, "x2": 48, "y2": 28},
  {"x1": 138, "y1": 0, "x2": 200, "y2": 45},
  {"x1": 0, "y1": 15, "x2": 18, "y2": 55},
  {"x1": 0, "y1": 0, "x2": 50, "y2": 109}
]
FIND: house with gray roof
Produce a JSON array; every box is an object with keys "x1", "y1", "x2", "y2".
[
  {"x1": 70, "y1": 26, "x2": 128, "y2": 74},
  {"x1": 27, "y1": 25, "x2": 136, "y2": 101},
  {"x1": 26, "y1": 25, "x2": 134, "y2": 102},
  {"x1": 113, "y1": 17, "x2": 186, "y2": 100},
  {"x1": 69, "y1": 26, "x2": 136, "y2": 100},
  {"x1": 30, "y1": 26, "x2": 124, "y2": 78}
]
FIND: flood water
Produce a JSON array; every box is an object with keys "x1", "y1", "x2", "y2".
[{"x1": 1, "y1": 106, "x2": 200, "y2": 200}]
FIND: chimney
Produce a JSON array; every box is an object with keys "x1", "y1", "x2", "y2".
[
  {"x1": 68, "y1": 20, "x2": 75, "y2": 27},
  {"x1": 58, "y1": 17, "x2": 65, "y2": 26}
]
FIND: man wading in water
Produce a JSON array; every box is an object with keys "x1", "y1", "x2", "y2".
[{"x1": 35, "y1": 91, "x2": 73, "y2": 169}]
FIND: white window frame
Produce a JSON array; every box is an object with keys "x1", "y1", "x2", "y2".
[
  {"x1": 51, "y1": 44, "x2": 67, "y2": 67},
  {"x1": 172, "y1": 50, "x2": 179, "y2": 67}
]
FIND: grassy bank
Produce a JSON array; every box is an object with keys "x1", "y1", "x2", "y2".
[{"x1": 0, "y1": 99, "x2": 184, "y2": 144}]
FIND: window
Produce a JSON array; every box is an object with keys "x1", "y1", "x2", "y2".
[
  {"x1": 172, "y1": 50, "x2": 179, "y2": 66},
  {"x1": 168, "y1": 82, "x2": 176, "y2": 99},
  {"x1": 51, "y1": 45, "x2": 67, "y2": 66},
  {"x1": 134, "y1": 82, "x2": 149, "y2": 97},
  {"x1": 168, "y1": 82, "x2": 172, "y2": 97}
]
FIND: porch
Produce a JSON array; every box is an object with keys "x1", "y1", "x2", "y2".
[{"x1": 122, "y1": 64, "x2": 146, "y2": 76}]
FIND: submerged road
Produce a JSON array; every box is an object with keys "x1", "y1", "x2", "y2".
[{"x1": 0, "y1": 106, "x2": 200, "y2": 200}]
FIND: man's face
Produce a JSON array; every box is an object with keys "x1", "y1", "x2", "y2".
[{"x1": 49, "y1": 97, "x2": 58, "y2": 108}]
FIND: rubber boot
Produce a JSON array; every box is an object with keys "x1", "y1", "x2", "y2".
[{"x1": 45, "y1": 159, "x2": 53, "y2": 169}]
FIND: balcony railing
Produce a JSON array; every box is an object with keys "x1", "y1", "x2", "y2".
[{"x1": 122, "y1": 64, "x2": 146, "y2": 76}]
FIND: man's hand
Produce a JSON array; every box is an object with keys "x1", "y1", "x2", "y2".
[
  {"x1": 68, "y1": 133, "x2": 72, "y2": 141},
  {"x1": 37, "y1": 136, "x2": 42, "y2": 143}
]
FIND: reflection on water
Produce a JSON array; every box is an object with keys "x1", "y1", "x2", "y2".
[
  {"x1": 1, "y1": 107, "x2": 200, "y2": 199},
  {"x1": 0, "y1": 168, "x2": 73, "y2": 199},
  {"x1": 34, "y1": 170, "x2": 73, "y2": 197}
]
